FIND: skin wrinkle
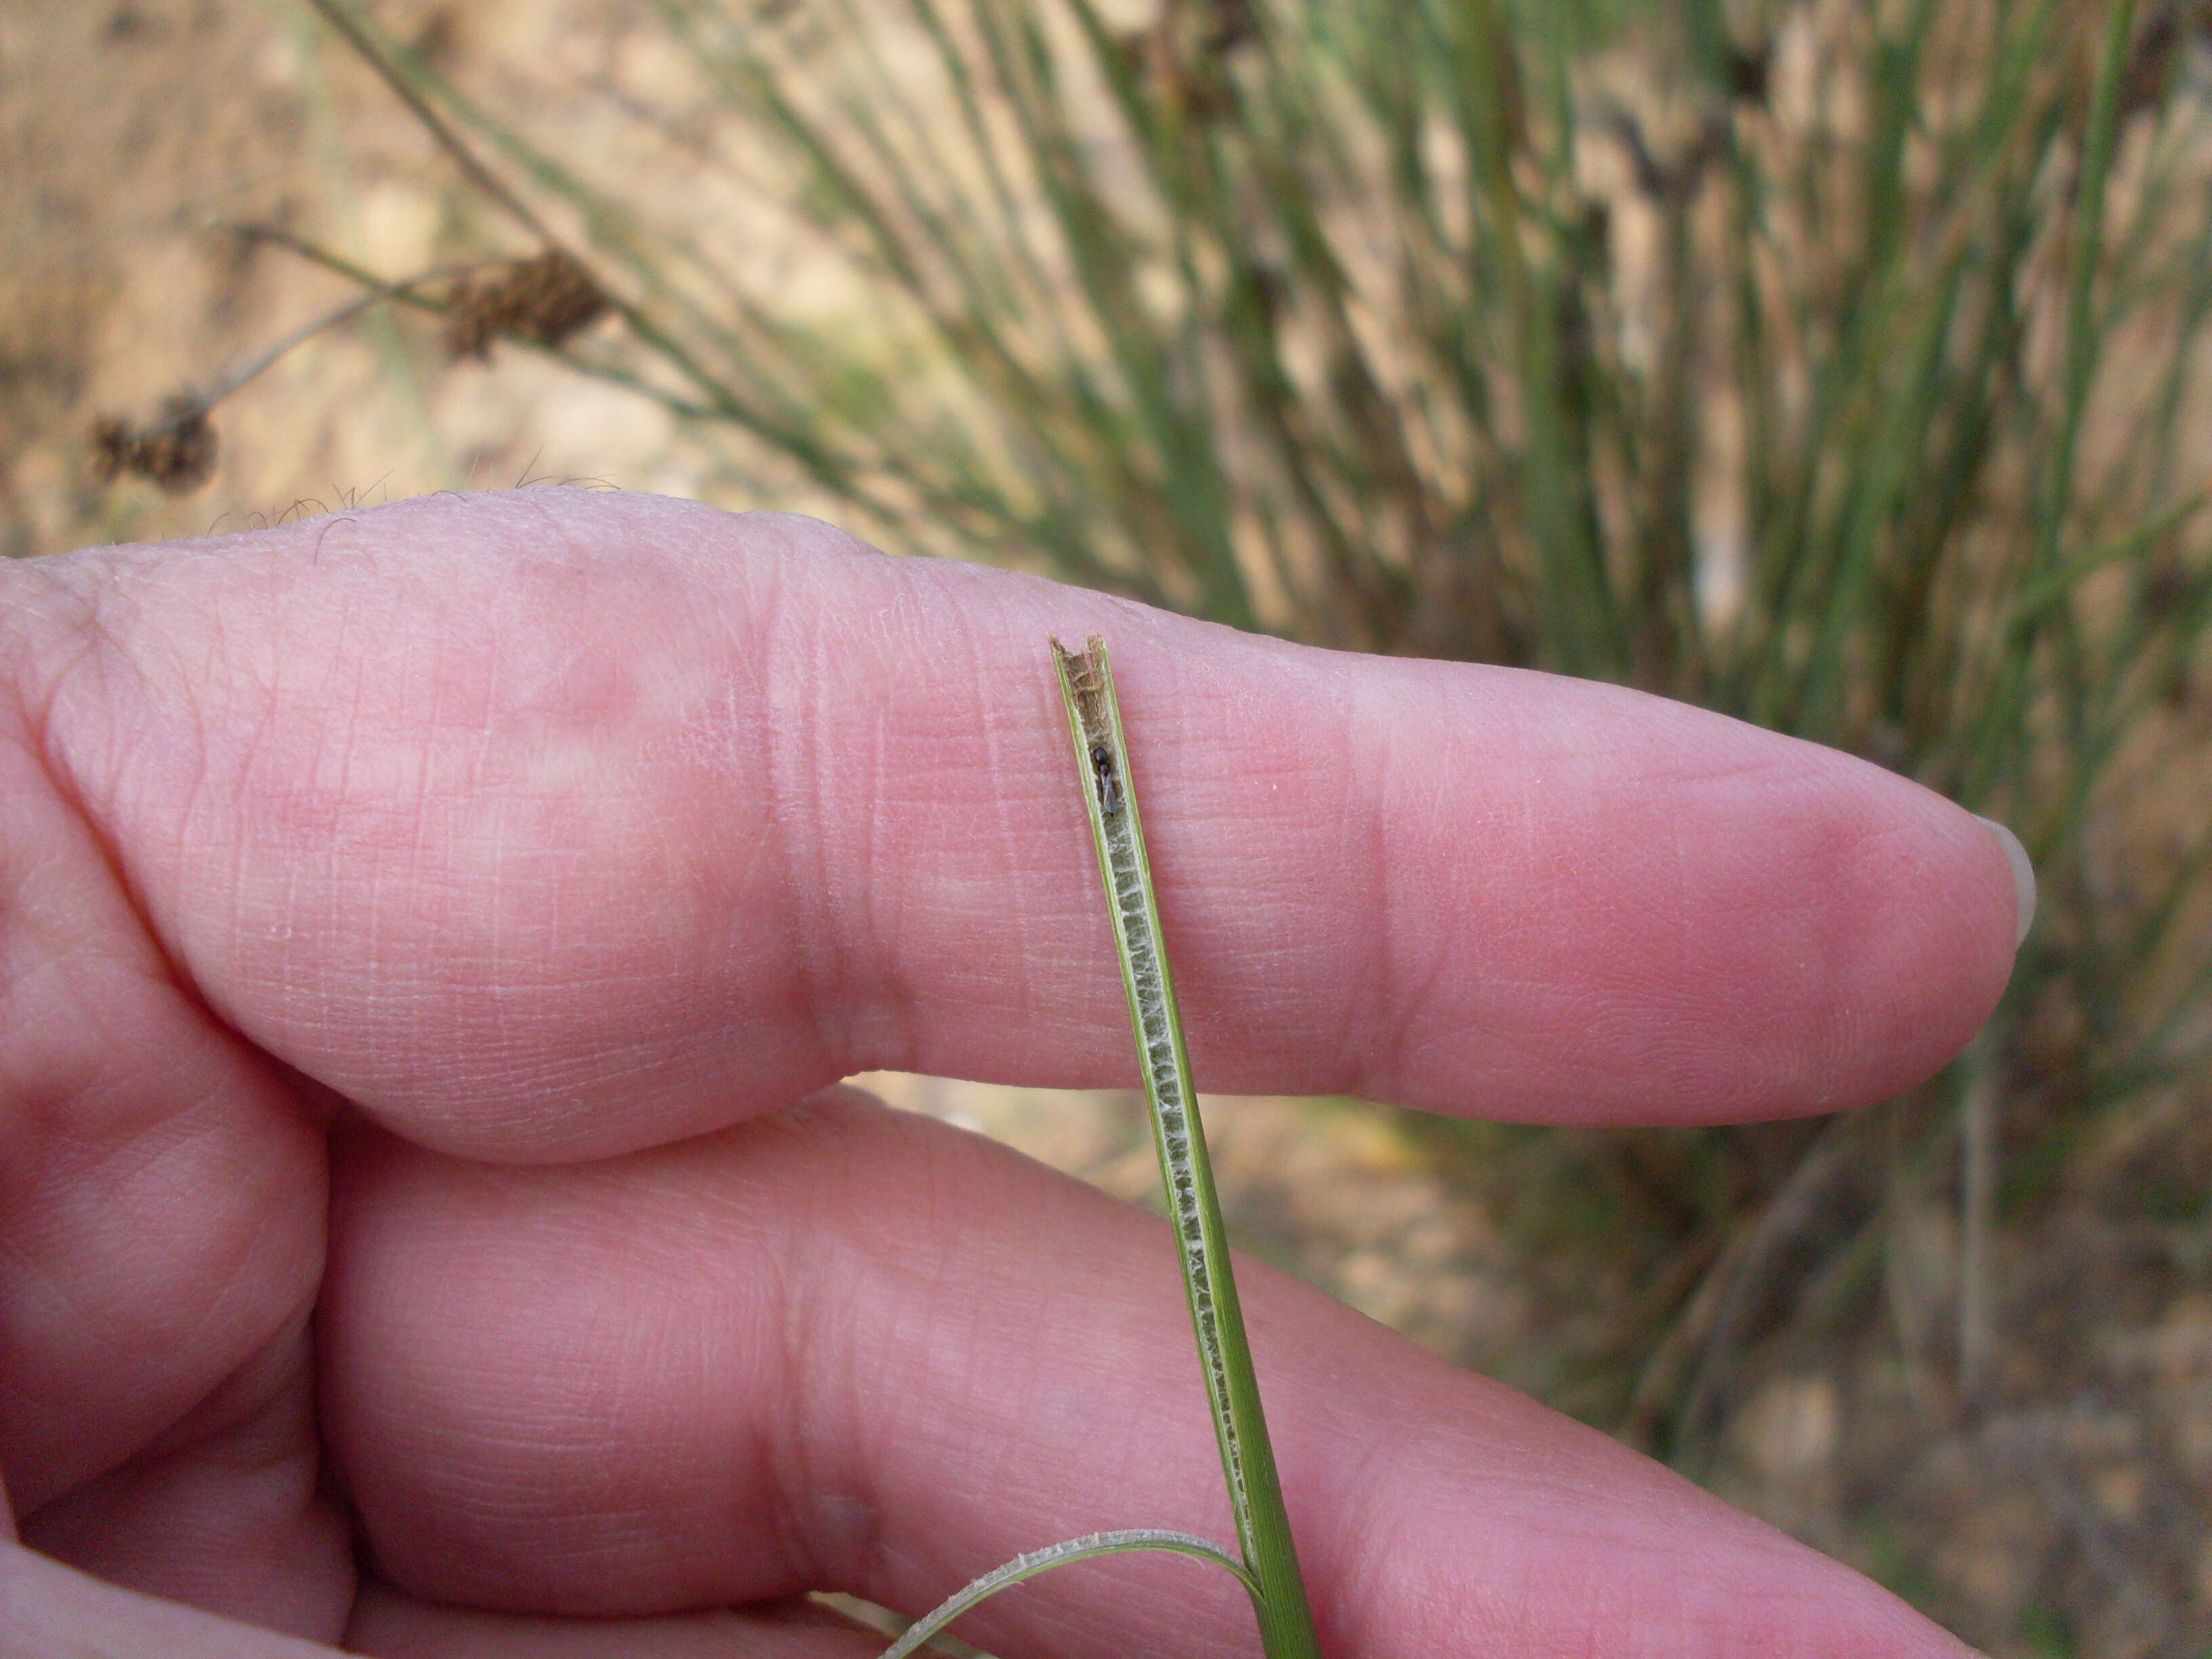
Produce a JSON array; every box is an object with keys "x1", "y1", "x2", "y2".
[
  {"x1": 827, "y1": 618, "x2": 905, "y2": 1075},
  {"x1": 1374, "y1": 758, "x2": 1521, "y2": 1107},
  {"x1": 165, "y1": 1162, "x2": 313, "y2": 1379},
  {"x1": 1172, "y1": 675, "x2": 1357, "y2": 1092},
  {"x1": 259, "y1": 622, "x2": 350, "y2": 1059},
  {"x1": 218, "y1": 562, "x2": 394, "y2": 1044},
  {"x1": 968, "y1": 633, "x2": 1049, "y2": 1038},
  {"x1": 3, "y1": 573, "x2": 213, "y2": 1025},
  {"x1": 1361, "y1": 705, "x2": 1448, "y2": 1107},
  {"x1": 58, "y1": 1067, "x2": 230, "y2": 1238},
  {"x1": 807, "y1": 553, "x2": 996, "y2": 1076},
  {"x1": 908, "y1": 566, "x2": 1021, "y2": 1059},
  {"x1": 744, "y1": 1099, "x2": 890, "y2": 1599},
  {"x1": 6, "y1": 951, "x2": 171, "y2": 1162},
  {"x1": 399, "y1": 576, "x2": 463, "y2": 1055},
  {"x1": 1406, "y1": 690, "x2": 1619, "y2": 1092},
  {"x1": 885, "y1": 557, "x2": 1048, "y2": 1070},
  {"x1": 764, "y1": 542, "x2": 867, "y2": 1086},
  {"x1": 1759, "y1": 796, "x2": 1910, "y2": 1104},
  {"x1": 185, "y1": 590, "x2": 253, "y2": 987},
  {"x1": 846, "y1": 1239, "x2": 981, "y2": 1595}
]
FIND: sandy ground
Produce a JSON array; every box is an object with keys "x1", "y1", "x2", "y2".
[
  {"x1": 5, "y1": 3, "x2": 2211, "y2": 1656},
  {"x1": 0, "y1": 0, "x2": 712, "y2": 561}
]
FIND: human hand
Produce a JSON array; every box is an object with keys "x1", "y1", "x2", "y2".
[{"x1": 0, "y1": 491, "x2": 2021, "y2": 1657}]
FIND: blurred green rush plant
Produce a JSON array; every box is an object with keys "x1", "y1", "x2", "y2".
[{"x1": 280, "y1": 0, "x2": 2212, "y2": 1459}]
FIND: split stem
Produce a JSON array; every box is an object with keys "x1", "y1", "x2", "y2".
[{"x1": 1052, "y1": 635, "x2": 1324, "y2": 1659}]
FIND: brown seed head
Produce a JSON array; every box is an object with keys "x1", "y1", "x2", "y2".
[
  {"x1": 441, "y1": 249, "x2": 610, "y2": 361},
  {"x1": 90, "y1": 394, "x2": 219, "y2": 493}
]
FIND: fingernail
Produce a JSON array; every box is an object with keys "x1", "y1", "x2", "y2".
[{"x1": 1974, "y1": 815, "x2": 2036, "y2": 947}]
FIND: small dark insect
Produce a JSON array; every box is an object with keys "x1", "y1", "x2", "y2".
[{"x1": 1090, "y1": 740, "x2": 1123, "y2": 817}]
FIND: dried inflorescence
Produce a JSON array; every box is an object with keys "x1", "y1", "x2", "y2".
[
  {"x1": 1118, "y1": 0, "x2": 1259, "y2": 120},
  {"x1": 90, "y1": 396, "x2": 219, "y2": 493},
  {"x1": 440, "y1": 249, "x2": 609, "y2": 361}
]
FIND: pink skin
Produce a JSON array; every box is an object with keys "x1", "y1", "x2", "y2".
[{"x1": 0, "y1": 490, "x2": 2014, "y2": 1656}]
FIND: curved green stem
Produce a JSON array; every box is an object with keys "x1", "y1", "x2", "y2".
[{"x1": 875, "y1": 1528, "x2": 1256, "y2": 1659}]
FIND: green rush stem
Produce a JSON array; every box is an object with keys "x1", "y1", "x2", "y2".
[{"x1": 1051, "y1": 636, "x2": 1324, "y2": 1659}]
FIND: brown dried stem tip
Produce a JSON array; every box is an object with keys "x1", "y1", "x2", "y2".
[
  {"x1": 441, "y1": 249, "x2": 609, "y2": 361},
  {"x1": 90, "y1": 395, "x2": 219, "y2": 494}
]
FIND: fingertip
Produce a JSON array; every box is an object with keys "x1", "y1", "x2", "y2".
[
  {"x1": 1795, "y1": 769, "x2": 2025, "y2": 1111},
  {"x1": 1972, "y1": 815, "x2": 2037, "y2": 948}
]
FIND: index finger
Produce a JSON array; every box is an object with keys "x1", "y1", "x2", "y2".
[{"x1": 7, "y1": 489, "x2": 2022, "y2": 1160}]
